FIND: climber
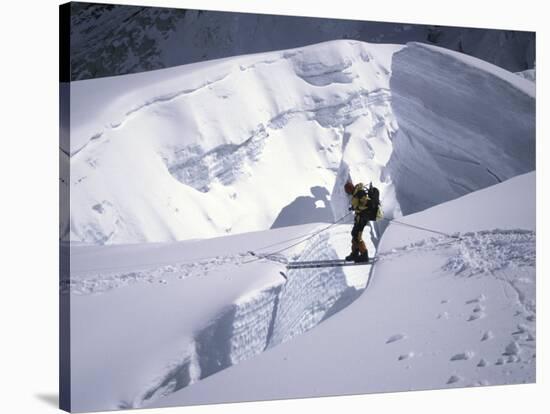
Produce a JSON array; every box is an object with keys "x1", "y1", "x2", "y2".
[{"x1": 344, "y1": 180, "x2": 381, "y2": 262}]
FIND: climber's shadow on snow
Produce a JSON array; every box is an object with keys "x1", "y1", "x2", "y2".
[{"x1": 271, "y1": 186, "x2": 333, "y2": 229}]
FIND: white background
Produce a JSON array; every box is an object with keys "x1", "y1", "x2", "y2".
[{"x1": 0, "y1": 0, "x2": 546, "y2": 413}]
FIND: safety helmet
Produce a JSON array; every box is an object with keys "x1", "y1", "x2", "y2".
[{"x1": 344, "y1": 181, "x2": 355, "y2": 195}]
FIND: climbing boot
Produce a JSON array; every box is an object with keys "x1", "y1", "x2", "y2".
[
  {"x1": 355, "y1": 241, "x2": 369, "y2": 263},
  {"x1": 345, "y1": 240, "x2": 360, "y2": 261}
]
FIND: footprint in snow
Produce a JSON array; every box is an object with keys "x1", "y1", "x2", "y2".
[
  {"x1": 477, "y1": 358, "x2": 488, "y2": 367},
  {"x1": 481, "y1": 331, "x2": 493, "y2": 341},
  {"x1": 512, "y1": 324, "x2": 529, "y2": 337},
  {"x1": 386, "y1": 334, "x2": 406, "y2": 344},
  {"x1": 503, "y1": 341, "x2": 522, "y2": 357},
  {"x1": 450, "y1": 351, "x2": 474, "y2": 361},
  {"x1": 506, "y1": 355, "x2": 520, "y2": 363},
  {"x1": 472, "y1": 304, "x2": 485, "y2": 313},
  {"x1": 467, "y1": 312, "x2": 486, "y2": 322},
  {"x1": 446, "y1": 375, "x2": 462, "y2": 384},
  {"x1": 470, "y1": 379, "x2": 490, "y2": 386},
  {"x1": 398, "y1": 352, "x2": 414, "y2": 361},
  {"x1": 465, "y1": 294, "x2": 486, "y2": 305},
  {"x1": 437, "y1": 311, "x2": 450, "y2": 320}
]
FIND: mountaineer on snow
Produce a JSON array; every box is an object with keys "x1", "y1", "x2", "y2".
[{"x1": 344, "y1": 180, "x2": 382, "y2": 262}]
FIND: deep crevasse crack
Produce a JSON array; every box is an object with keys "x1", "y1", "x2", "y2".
[{"x1": 133, "y1": 226, "x2": 373, "y2": 407}]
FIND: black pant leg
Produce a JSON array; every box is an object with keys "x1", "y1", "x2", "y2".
[{"x1": 351, "y1": 213, "x2": 368, "y2": 243}]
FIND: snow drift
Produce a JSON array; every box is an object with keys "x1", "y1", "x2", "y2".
[{"x1": 68, "y1": 40, "x2": 535, "y2": 245}]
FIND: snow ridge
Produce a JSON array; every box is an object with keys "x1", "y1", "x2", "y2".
[{"x1": 64, "y1": 252, "x2": 251, "y2": 295}]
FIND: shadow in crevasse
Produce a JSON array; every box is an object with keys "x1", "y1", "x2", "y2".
[{"x1": 271, "y1": 186, "x2": 334, "y2": 229}]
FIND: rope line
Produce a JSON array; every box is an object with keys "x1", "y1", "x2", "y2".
[
  {"x1": 247, "y1": 214, "x2": 462, "y2": 264},
  {"x1": 383, "y1": 217, "x2": 461, "y2": 239},
  {"x1": 128, "y1": 213, "x2": 461, "y2": 269},
  {"x1": 243, "y1": 212, "x2": 353, "y2": 264},
  {"x1": 267, "y1": 212, "x2": 353, "y2": 255}
]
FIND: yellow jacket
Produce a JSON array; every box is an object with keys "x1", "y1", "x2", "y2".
[{"x1": 350, "y1": 183, "x2": 369, "y2": 213}]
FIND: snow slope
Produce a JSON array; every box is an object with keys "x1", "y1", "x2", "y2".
[
  {"x1": 69, "y1": 40, "x2": 400, "y2": 244},
  {"x1": 68, "y1": 222, "x2": 377, "y2": 412},
  {"x1": 150, "y1": 171, "x2": 535, "y2": 408},
  {"x1": 69, "y1": 40, "x2": 535, "y2": 245},
  {"x1": 385, "y1": 42, "x2": 535, "y2": 214}
]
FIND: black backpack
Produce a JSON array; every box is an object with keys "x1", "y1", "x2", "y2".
[{"x1": 365, "y1": 185, "x2": 380, "y2": 221}]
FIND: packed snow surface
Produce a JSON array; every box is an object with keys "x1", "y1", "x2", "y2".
[
  {"x1": 151, "y1": 172, "x2": 535, "y2": 409},
  {"x1": 67, "y1": 40, "x2": 534, "y2": 244},
  {"x1": 68, "y1": 173, "x2": 535, "y2": 412}
]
